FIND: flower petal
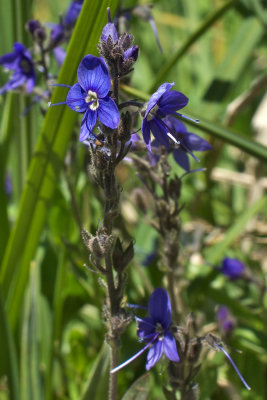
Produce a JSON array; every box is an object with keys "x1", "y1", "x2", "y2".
[
  {"x1": 98, "y1": 97, "x2": 120, "y2": 129},
  {"x1": 79, "y1": 109, "x2": 97, "y2": 141},
  {"x1": 77, "y1": 55, "x2": 110, "y2": 98},
  {"x1": 150, "y1": 119, "x2": 169, "y2": 147},
  {"x1": 173, "y1": 149, "x2": 190, "y2": 171},
  {"x1": 183, "y1": 132, "x2": 212, "y2": 152},
  {"x1": 26, "y1": 76, "x2": 35, "y2": 93},
  {"x1": 0, "y1": 51, "x2": 18, "y2": 69},
  {"x1": 159, "y1": 90, "x2": 188, "y2": 114},
  {"x1": 138, "y1": 317, "x2": 156, "y2": 342},
  {"x1": 148, "y1": 288, "x2": 171, "y2": 329},
  {"x1": 66, "y1": 83, "x2": 87, "y2": 112},
  {"x1": 145, "y1": 82, "x2": 174, "y2": 118},
  {"x1": 163, "y1": 331, "x2": 179, "y2": 362},
  {"x1": 146, "y1": 340, "x2": 163, "y2": 370},
  {"x1": 141, "y1": 119, "x2": 151, "y2": 151},
  {"x1": 101, "y1": 22, "x2": 118, "y2": 43}
]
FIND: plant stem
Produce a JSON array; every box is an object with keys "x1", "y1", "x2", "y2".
[{"x1": 109, "y1": 346, "x2": 118, "y2": 400}]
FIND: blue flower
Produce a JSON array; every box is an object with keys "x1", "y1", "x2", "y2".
[
  {"x1": 50, "y1": 55, "x2": 120, "y2": 141},
  {"x1": 221, "y1": 258, "x2": 244, "y2": 280},
  {"x1": 0, "y1": 43, "x2": 36, "y2": 95},
  {"x1": 141, "y1": 82, "x2": 188, "y2": 150},
  {"x1": 111, "y1": 288, "x2": 179, "y2": 373}
]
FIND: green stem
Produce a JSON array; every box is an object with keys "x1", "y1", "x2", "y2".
[{"x1": 184, "y1": 116, "x2": 267, "y2": 163}]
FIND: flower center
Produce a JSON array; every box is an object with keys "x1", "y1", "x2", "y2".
[
  {"x1": 155, "y1": 322, "x2": 164, "y2": 340},
  {"x1": 19, "y1": 58, "x2": 32, "y2": 74},
  {"x1": 85, "y1": 90, "x2": 99, "y2": 111},
  {"x1": 146, "y1": 104, "x2": 159, "y2": 121}
]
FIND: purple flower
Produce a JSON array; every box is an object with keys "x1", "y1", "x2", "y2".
[
  {"x1": 63, "y1": 0, "x2": 84, "y2": 28},
  {"x1": 50, "y1": 55, "x2": 120, "y2": 141},
  {"x1": 221, "y1": 258, "x2": 245, "y2": 280},
  {"x1": 217, "y1": 306, "x2": 235, "y2": 334},
  {"x1": 111, "y1": 288, "x2": 179, "y2": 373},
  {"x1": 141, "y1": 82, "x2": 188, "y2": 150},
  {"x1": 0, "y1": 43, "x2": 36, "y2": 95}
]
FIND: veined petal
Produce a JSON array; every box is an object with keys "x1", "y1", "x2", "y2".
[
  {"x1": 98, "y1": 97, "x2": 120, "y2": 129},
  {"x1": 159, "y1": 90, "x2": 188, "y2": 114},
  {"x1": 146, "y1": 340, "x2": 163, "y2": 370},
  {"x1": 77, "y1": 55, "x2": 110, "y2": 98},
  {"x1": 66, "y1": 83, "x2": 87, "y2": 112},
  {"x1": 148, "y1": 288, "x2": 171, "y2": 329},
  {"x1": 145, "y1": 82, "x2": 174, "y2": 118},
  {"x1": 163, "y1": 331, "x2": 179, "y2": 362}
]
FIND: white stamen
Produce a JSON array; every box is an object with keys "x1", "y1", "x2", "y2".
[
  {"x1": 85, "y1": 90, "x2": 99, "y2": 110},
  {"x1": 167, "y1": 132, "x2": 180, "y2": 144}
]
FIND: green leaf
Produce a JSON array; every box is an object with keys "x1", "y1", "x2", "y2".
[
  {"x1": 0, "y1": 286, "x2": 20, "y2": 400},
  {"x1": 0, "y1": 0, "x2": 120, "y2": 330},
  {"x1": 81, "y1": 345, "x2": 110, "y2": 400},
  {"x1": 121, "y1": 374, "x2": 150, "y2": 400},
  {"x1": 150, "y1": 0, "x2": 238, "y2": 92},
  {"x1": 184, "y1": 117, "x2": 267, "y2": 163},
  {"x1": 20, "y1": 263, "x2": 43, "y2": 400},
  {"x1": 204, "y1": 195, "x2": 267, "y2": 264}
]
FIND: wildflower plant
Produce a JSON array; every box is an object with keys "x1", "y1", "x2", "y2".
[{"x1": 0, "y1": 1, "x2": 266, "y2": 400}]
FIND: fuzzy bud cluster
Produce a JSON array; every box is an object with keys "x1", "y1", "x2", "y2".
[
  {"x1": 82, "y1": 228, "x2": 113, "y2": 259},
  {"x1": 98, "y1": 22, "x2": 139, "y2": 77}
]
